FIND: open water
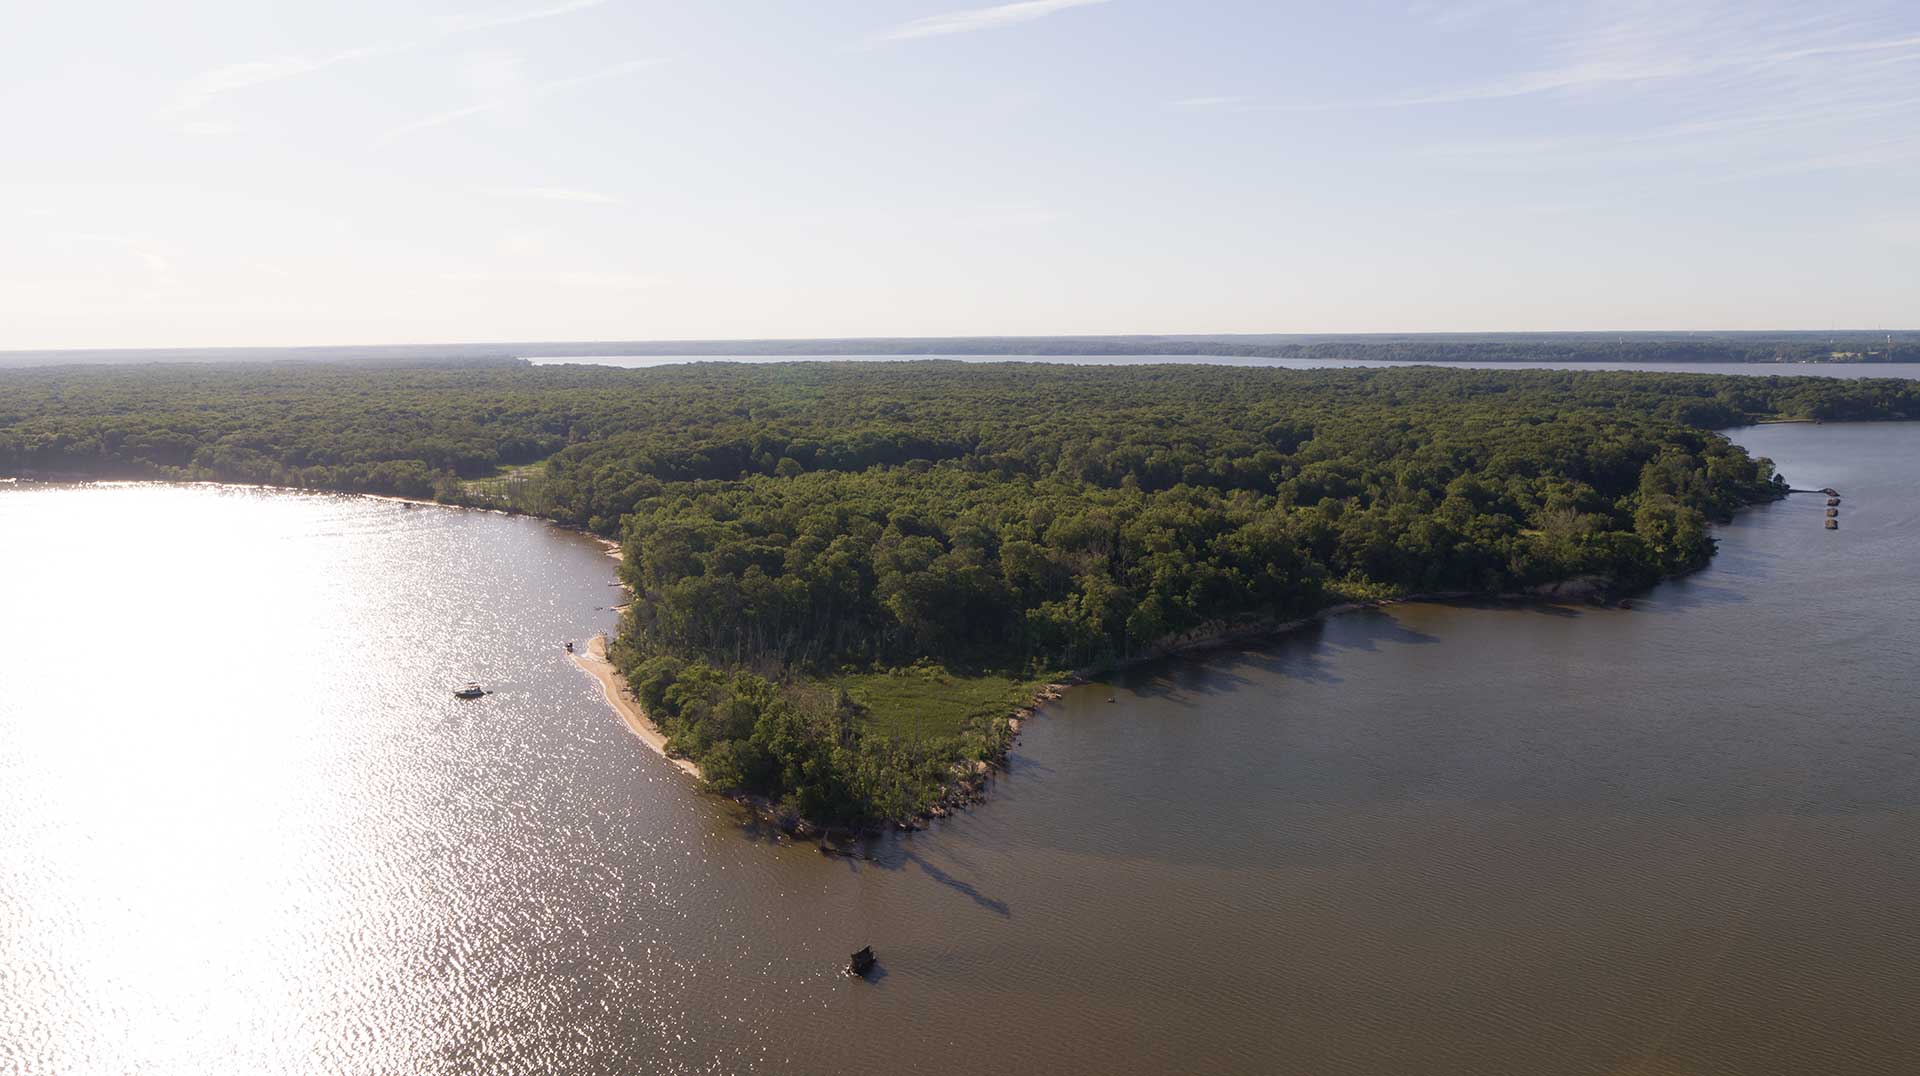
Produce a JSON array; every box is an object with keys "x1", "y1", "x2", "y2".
[{"x1": 2, "y1": 421, "x2": 1916, "y2": 1074}]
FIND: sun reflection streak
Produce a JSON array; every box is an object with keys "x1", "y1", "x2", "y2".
[{"x1": 0, "y1": 485, "x2": 651, "y2": 1074}]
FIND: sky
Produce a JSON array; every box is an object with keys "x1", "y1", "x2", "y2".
[{"x1": 2, "y1": 0, "x2": 1917, "y2": 348}]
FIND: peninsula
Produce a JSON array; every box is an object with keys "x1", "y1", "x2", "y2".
[{"x1": 5, "y1": 359, "x2": 1917, "y2": 828}]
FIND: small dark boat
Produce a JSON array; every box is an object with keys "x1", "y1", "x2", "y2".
[
  {"x1": 1825, "y1": 518, "x2": 1839, "y2": 530},
  {"x1": 1826, "y1": 496, "x2": 1841, "y2": 506},
  {"x1": 453, "y1": 682, "x2": 486, "y2": 699},
  {"x1": 1826, "y1": 508, "x2": 1839, "y2": 518},
  {"x1": 848, "y1": 946, "x2": 877, "y2": 977},
  {"x1": 1821, "y1": 487, "x2": 1839, "y2": 496}
]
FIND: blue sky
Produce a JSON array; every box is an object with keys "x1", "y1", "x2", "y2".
[{"x1": 3, "y1": 0, "x2": 1917, "y2": 347}]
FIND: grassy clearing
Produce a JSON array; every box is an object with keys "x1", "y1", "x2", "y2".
[
  {"x1": 460, "y1": 458, "x2": 550, "y2": 495},
  {"x1": 1325, "y1": 578, "x2": 1402, "y2": 603},
  {"x1": 459, "y1": 458, "x2": 558, "y2": 512},
  {"x1": 836, "y1": 665, "x2": 1049, "y2": 744}
]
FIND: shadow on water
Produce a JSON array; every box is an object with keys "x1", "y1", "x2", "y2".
[
  {"x1": 1210, "y1": 648, "x2": 1344, "y2": 688},
  {"x1": 1225, "y1": 608, "x2": 1443, "y2": 685},
  {"x1": 1427, "y1": 596, "x2": 1584, "y2": 619},
  {"x1": 1319, "y1": 609, "x2": 1445, "y2": 649},
  {"x1": 730, "y1": 811, "x2": 794, "y2": 847},
  {"x1": 1006, "y1": 754, "x2": 1056, "y2": 777},
  {"x1": 1514, "y1": 601, "x2": 1583, "y2": 618},
  {"x1": 902, "y1": 851, "x2": 1012, "y2": 917},
  {"x1": 1124, "y1": 667, "x2": 1261, "y2": 706},
  {"x1": 764, "y1": 827, "x2": 1014, "y2": 919},
  {"x1": 1061, "y1": 606, "x2": 1456, "y2": 711},
  {"x1": 846, "y1": 842, "x2": 1014, "y2": 918},
  {"x1": 1114, "y1": 616, "x2": 1345, "y2": 700},
  {"x1": 1630, "y1": 576, "x2": 1754, "y2": 614}
]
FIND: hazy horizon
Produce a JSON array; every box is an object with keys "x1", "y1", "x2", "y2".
[
  {"x1": 6, "y1": 0, "x2": 1918, "y2": 349},
  {"x1": 6, "y1": 326, "x2": 1920, "y2": 363}
]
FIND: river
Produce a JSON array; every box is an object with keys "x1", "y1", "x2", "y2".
[
  {"x1": 527, "y1": 353, "x2": 1920, "y2": 380},
  {"x1": 2, "y1": 422, "x2": 1917, "y2": 1075}
]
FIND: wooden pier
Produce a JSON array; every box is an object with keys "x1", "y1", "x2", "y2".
[{"x1": 1788, "y1": 487, "x2": 1846, "y2": 530}]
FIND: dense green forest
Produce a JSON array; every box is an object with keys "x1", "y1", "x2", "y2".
[{"x1": 5, "y1": 360, "x2": 1916, "y2": 827}]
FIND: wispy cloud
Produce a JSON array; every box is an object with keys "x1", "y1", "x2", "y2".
[
  {"x1": 1236, "y1": 3, "x2": 1920, "y2": 189},
  {"x1": 61, "y1": 233, "x2": 179, "y2": 285},
  {"x1": 176, "y1": 119, "x2": 242, "y2": 136},
  {"x1": 1700, "y1": 136, "x2": 1920, "y2": 185},
  {"x1": 166, "y1": 0, "x2": 613, "y2": 123},
  {"x1": 172, "y1": 44, "x2": 402, "y2": 115},
  {"x1": 377, "y1": 59, "x2": 662, "y2": 144},
  {"x1": 435, "y1": 0, "x2": 609, "y2": 35},
  {"x1": 1406, "y1": 0, "x2": 1537, "y2": 31},
  {"x1": 481, "y1": 186, "x2": 623, "y2": 205},
  {"x1": 874, "y1": 0, "x2": 1110, "y2": 43},
  {"x1": 1169, "y1": 95, "x2": 1250, "y2": 109},
  {"x1": 443, "y1": 269, "x2": 668, "y2": 289},
  {"x1": 1276, "y1": 8, "x2": 1920, "y2": 112}
]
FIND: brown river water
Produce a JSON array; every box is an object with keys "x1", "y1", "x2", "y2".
[{"x1": 2, "y1": 420, "x2": 1917, "y2": 1075}]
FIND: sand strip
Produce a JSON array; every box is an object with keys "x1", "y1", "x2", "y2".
[{"x1": 571, "y1": 634, "x2": 702, "y2": 780}]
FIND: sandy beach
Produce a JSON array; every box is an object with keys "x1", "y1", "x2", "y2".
[{"x1": 571, "y1": 633, "x2": 703, "y2": 780}]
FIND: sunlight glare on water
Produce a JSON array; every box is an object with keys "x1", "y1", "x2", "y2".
[
  {"x1": 0, "y1": 486, "x2": 662, "y2": 1074},
  {"x1": 4, "y1": 422, "x2": 1920, "y2": 1076}
]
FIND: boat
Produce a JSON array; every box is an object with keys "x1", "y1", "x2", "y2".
[
  {"x1": 848, "y1": 946, "x2": 877, "y2": 977},
  {"x1": 1826, "y1": 496, "x2": 1841, "y2": 506},
  {"x1": 1825, "y1": 519, "x2": 1839, "y2": 530},
  {"x1": 453, "y1": 682, "x2": 486, "y2": 699},
  {"x1": 1826, "y1": 508, "x2": 1839, "y2": 518}
]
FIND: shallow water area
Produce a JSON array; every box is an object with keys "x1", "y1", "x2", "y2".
[{"x1": 2, "y1": 421, "x2": 1918, "y2": 1074}]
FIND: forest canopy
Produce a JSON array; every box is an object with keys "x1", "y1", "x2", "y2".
[{"x1": 5, "y1": 360, "x2": 1915, "y2": 826}]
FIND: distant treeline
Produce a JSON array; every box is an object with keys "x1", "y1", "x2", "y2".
[
  {"x1": 518, "y1": 331, "x2": 1920, "y2": 365},
  {"x1": 4, "y1": 330, "x2": 1916, "y2": 368},
  {"x1": 5, "y1": 361, "x2": 1917, "y2": 825}
]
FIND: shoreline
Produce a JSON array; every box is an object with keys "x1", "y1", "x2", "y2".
[
  {"x1": 570, "y1": 633, "x2": 703, "y2": 781},
  {"x1": 1, "y1": 475, "x2": 1795, "y2": 835},
  {"x1": 992, "y1": 581, "x2": 1643, "y2": 785}
]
